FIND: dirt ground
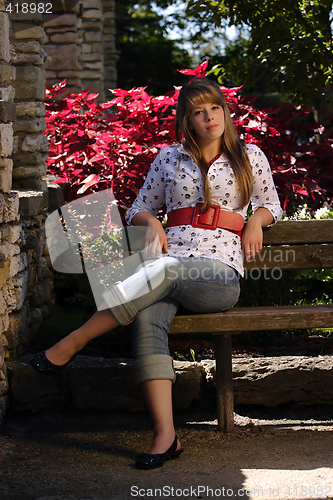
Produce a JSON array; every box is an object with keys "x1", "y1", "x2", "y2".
[{"x1": 0, "y1": 405, "x2": 332, "y2": 500}]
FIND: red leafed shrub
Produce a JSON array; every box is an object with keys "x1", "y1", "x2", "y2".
[
  {"x1": 233, "y1": 100, "x2": 333, "y2": 212},
  {"x1": 45, "y1": 81, "x2": 179, "y2": 220},
  {"x1": 44, "y1": 62, "x2": 333, "y2": 219}
]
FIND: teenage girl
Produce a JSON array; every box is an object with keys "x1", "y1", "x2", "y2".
[{"x1": 31, "y1": 77, "x2": 282, "y2": 469}]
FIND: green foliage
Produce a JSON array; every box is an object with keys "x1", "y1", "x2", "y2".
[
  {"x1": 206, "y1": 39, "x2": 286, "y2": 109},
  {"x1": 174, "y1": 351, "x2": 188, "y2": 361},
  {"x1": 238, "y1": 268, "x2": 333, "y2": 309},
  {"x1": 116, "y1": 0, "x2": 193, "y2": 94},
  {"x1": 186, "y1": 0, "x2": 333, "y2": 122},
  {"x1": 174, "y1": 349, "x2": 196, "y2": 361}
]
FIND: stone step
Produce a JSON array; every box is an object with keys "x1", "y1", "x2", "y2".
[{"x1": 6, "y1": 354, "x2": 333, "y2": 414}]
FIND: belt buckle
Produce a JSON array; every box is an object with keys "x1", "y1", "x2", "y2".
[{"x1": 192, "y1": 203, "x2": 220, "y2": 230}]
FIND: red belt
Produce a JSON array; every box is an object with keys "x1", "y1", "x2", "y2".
[{"x1": 165, "y1": 203, "x2": 244, "y2": 236}]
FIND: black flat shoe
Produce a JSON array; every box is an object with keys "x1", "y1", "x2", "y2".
[
  {"x1": 30, "y1": 351, "x2": 75, "y2": 374},
  {"x1": 136, "y1": 435, "x2": 182, "y2": 470},
  {"x1": 136, "y1": 448, "x2": 183, "y2": 462},
  {"x1": 169, "y1": 449, "x2": 183, "y2": 459}
]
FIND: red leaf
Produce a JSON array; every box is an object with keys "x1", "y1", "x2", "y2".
[
  {"x1": 86, "y1": 93, "x2": 100, "y2": 101},
  {"x1": 177, "y1": 59, "x2": 209, "y2": 77},
  {"x1": 54, "y1": 178, "x2": 70, "y2": 184},
  {"x1": 77, "y1": 174, "x2": 100, "y2": 194},
  {"x1": 295, "y1": 187, "x2": 308, "y2": 196},
  {"x1": 89, "y1": 154, "x2": 105, "y2": 164}
]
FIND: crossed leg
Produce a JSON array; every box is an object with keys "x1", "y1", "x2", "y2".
[
  {"x1": 45, "y1": 307, "x2": 118, "y2": 366},
  {"x1": 42, "y1": 305, "x2": 182, "y2": 455}
]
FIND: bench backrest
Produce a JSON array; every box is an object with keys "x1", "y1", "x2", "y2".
[
  {"x1": 122, "y1": 220, "x2": 333, "y2": 274},
  {"x1": 245, "y1": 220, "x2": 333, "y2": 271}
]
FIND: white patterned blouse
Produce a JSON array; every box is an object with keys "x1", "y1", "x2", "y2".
[{"x1": 125, "y1": 143, "x2": 283, "y2": 276}]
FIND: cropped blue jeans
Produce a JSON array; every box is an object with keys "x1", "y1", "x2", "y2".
[{"x1": 102, "y1": 256, "x2": 240, "y2": 384}]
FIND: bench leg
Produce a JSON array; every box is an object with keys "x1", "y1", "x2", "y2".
[{"x1": 215, "y1": 334, "x2": 234, "y2": 432}]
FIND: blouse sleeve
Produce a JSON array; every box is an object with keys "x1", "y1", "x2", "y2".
[
  {"x1": 125, "y1": 150, "x2": 166, "y2": 225},
  {"x1": 248, "y1": 144, "x2": 283, "y2": 224}
]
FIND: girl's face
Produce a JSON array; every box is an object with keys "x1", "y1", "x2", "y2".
[{"x1": 188, "y1": 101, "x2": 225, "y2": 146}]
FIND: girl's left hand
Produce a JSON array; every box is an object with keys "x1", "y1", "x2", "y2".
[
  {"x1": 241, "y1": 207, "x2": 274, "y2": 262},
  {"x1": 241, "y1": 218, "x2": 263, "y2": 262}
]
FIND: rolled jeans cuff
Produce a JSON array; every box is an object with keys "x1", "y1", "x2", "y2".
[
  {"x1": 132, "y1": 354, "x2": 176, "y2": 385},
  {"x1": 102, "y1": 281, "x2": 138, "y2": 326}
]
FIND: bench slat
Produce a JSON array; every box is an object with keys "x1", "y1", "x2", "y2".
[
  {"x1": 169, "y1": 304, "x2": 333, "y2": 334},
  {"x1": 124, "y1": 220, "x2": 333, "y2": 251},
  {"x1": 263, "y1": 220, "x2": 333, "y2": 245},
  {"x1": 245, "y1": 243, "x2": 333, "y2": 271}
]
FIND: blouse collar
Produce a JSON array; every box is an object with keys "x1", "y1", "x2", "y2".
[{"x1": 176, "y1": 143, "x2": 227, "y2": 164}]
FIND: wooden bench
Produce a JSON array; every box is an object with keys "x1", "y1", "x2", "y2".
[{"x1": 169, "y1": 219, "x2": 333, "y2": 432}]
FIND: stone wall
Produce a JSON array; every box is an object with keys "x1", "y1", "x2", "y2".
[
  {"x1": 0, "y1": 0, "x2": 17, "y2": 422},
  {"x1": 43, "y1": 0, "x2": 118, "y2": 101},
  {"x1": 9, "y1": 2, "x2": 48, "y2": 192},
  {"x1": 101, "y1": 0, "x2": 118, "y2": 99},
  {"x1": 80, "y1": 0, "x2": 104, "y2": 100},
  {"x1": 0, "y1": 0, "x2": 118, "y2": 426},
  {"x1": 0, "y1": 2, "x2": 55, "y2": 423},
  {"x1": 9, "y1": 355, "x2": 333, "y2": 414},
  {"x1": 44, "y1": 5, "x2": 83, "y2": 97}
]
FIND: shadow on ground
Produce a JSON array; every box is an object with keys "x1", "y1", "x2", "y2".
[{"x1": 0, "y1": 405, "x2": 332, "y2": 500}]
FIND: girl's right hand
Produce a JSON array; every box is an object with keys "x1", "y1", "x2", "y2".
[{"x1": 144, "y1": 217, "x2": 168, "y2": 257}]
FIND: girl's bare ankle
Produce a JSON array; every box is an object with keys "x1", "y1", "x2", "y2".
[
  {"x1": 147, "y1": 428, "x2": 176, "y2": 454},
  {"x1": 45, "y1": 341, "x2": 76, "y2": 366}
]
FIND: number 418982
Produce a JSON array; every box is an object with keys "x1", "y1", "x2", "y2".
[{"x1": 6, "y1": 3, "x2": 53, "y2": 13}]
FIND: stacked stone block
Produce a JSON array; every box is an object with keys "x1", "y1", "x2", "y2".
[
  {"x1": 101, "y1": 0, "x2": 118, "y2": 99},
  {"x1": 43, "y1": 0, "x2": 117, "y2": 102},
  {"x1": 0, "y1": 188, "x2": 56, "y2": 421},
  {"x1": 7, "y1": 4, "x2": 54, "y2": 358},
  {"x1": 0, "y1": 3, "x2": 56, "y2": 423},
  {"x1": 9, "y1": 1, "x2": 49, "y2": 193},
  {"x1": 43, "y1": 3, "x2": 82, "y2": 97},
  {"x1": 0, "y1": 0, "x2": 17, "y2": 421},
  {"x1": 79, "y1": 0, "x2": 105, "y2": 101},
  {"x1": 9, "y1": 355, "x2": 333, "y2": 414}
]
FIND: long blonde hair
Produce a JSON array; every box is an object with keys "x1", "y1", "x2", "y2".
[{"x1": 175, "y1": 77, "x2": 253, "y2": 212}]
